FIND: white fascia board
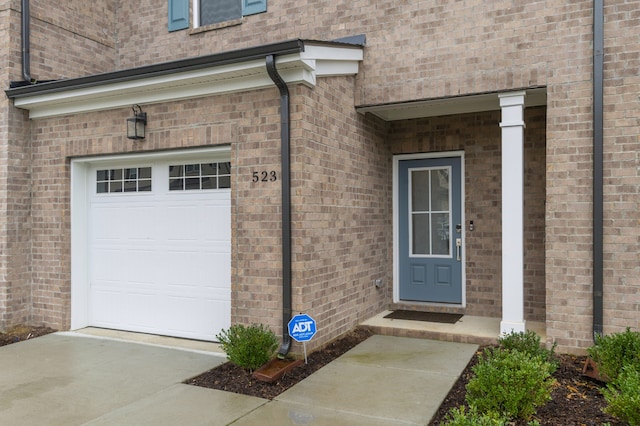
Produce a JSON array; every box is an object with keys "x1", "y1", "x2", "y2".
[
  {"x1": 17, "y1": 59, "x2": 268, "y2": 107},
  {"x1": 15, "y1": 45, "x2": 363, "y2": 119},
  {"x1": 301, "y1": 44, "x2": 364, "y2": 62},
  {"x1": 25, "y1": 75, "x2": 277, "y2": 118},
  {"x1": 315, "y1": 60, "x2": 360, "y2": 76}
]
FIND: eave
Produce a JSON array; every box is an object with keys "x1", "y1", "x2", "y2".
[{"x1": 5, "y1": 39, "x2": 364, "y2": 119}]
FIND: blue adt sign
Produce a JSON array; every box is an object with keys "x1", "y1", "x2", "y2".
[{"x1": 288, "y1": 314, "x2": 317, "y2": 342}]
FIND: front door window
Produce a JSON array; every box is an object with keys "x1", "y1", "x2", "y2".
[{"x1": 410, "y1": 168, "x2": 451, "y2": 256}]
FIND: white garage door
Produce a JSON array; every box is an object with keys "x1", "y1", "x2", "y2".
[{"x1": 86, "y1": 155, "x2": 231, "y2": 341}]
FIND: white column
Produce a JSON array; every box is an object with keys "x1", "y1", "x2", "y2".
[{"x1": 499, "y1": 91, "x2": 526, "y2": 335}]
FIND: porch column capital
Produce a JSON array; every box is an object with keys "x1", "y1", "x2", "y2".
[
  {"x1": 499, "y1": 91, "x2": 526, "y2": 128},
  {"x1": 500, "y1": 91, "x2": 526, "y2": 335}
]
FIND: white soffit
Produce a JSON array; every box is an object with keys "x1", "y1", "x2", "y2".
[
  {"x1": 15, "y1": 46, "x2": 363, "y2": 119},
  {"x1": 356, "y1": 88, "x2": 547, "y2": 121}
]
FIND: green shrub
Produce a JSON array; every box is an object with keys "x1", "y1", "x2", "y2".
[
  {"x1": 588, "y1": 328, "x2": 640, "y2": 382},
  {"x1": 216, "y1": 323, "x2": 278, "y2": 371},
  {"x1": 465, "y1": 348, "x2": 556, "y2": 421},
  {"x1": 603, "y1": 365, "x2": 640, "y2": 426},
  {"x1": 442, "y1": 406, "x2": 507, "y2": 426},
  {"x1": 499, "y1": 330, "x2": 558, "y2": 371}
]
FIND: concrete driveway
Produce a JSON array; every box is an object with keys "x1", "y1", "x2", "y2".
[
  {"x1": 0, "y1": 333, "x2": 266, "y2": 425},
  {"x1": 0, "y1": 331, "x2": 477, "y2": 425}
]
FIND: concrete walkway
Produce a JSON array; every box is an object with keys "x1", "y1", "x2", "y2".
[{"x1": 0, "y1": 332, "x2": 477, "y2": 425}]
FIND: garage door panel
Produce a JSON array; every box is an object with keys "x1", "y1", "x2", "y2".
[
  {"x1": 200, "y1": 204, "x2": 231, "y2": 241},
  {"x1": 164, "y1": 251, "x2": 230, "y2": 285},
  {"x1": 92, "y1": 204, "x2": 157, "y2": 242},
  {"x1": 91, "y1": 248, "x2": 125, "y2": 282},
  {"x1": 90, "y1": 289, "x2": 125, "y2": 326},
  {"x1": 204, "y1": 252, "x2": 231, "y2": 284},
  {"x1": 164, "y1": 198, "x2": 229, "y2": 241},
  {"x1": 164, "y1": 298, "x2": 231, "y2": 339},
  {"x1": 126, "y1": 250, "x2": 160, "y2": 284},
  {"x1": 87, "y1": 157, "x2": 231, "y2": 341}
]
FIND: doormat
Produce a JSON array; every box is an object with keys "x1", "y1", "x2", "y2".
[{"x1": 383, "y1": 310, "x2": 463, "y2": 324}]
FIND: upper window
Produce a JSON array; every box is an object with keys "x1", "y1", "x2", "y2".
[{"x1": 168, "y1": 0, "x2": 267, "y2": 31}]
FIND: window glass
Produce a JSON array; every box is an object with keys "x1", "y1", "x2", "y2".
[
  {"x1": 185, "y1": 164, "x2": 200, "y2": 177},
  {"x1": 96, "y1": 167, "x2": 151, "y2": 194},
  {"x1": 412, "y1": 214, "x2": 430, "y2": 255},
  {"x1": 200, "y1": 0, "x2": 242, "y2": 26},
  {"x1": 202, "y1": 176, "x2": 217, "y2": 189},
  {"x1": 218, "y1": 176, "x2": 231, "y2": 189},
  {"x1": 169, "y1": 179, "x2": 184, "y2": 191},
  {"x1": 168, "y1": 162, "x2": 231, "y2": 191},
  {"x1": 410, "y1": 167, "x2": 451, "y2": 256}
]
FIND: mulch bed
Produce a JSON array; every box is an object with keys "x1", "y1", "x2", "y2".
[
  {"x1": 185, "y1": 327, "x2": 373, "y2": 400},
  {"x1": 0, "y1": 325, "x2": 56, "y2": 347},
  {"x1": 429, "y1": 347, "x2": 624, "y2": 425}
]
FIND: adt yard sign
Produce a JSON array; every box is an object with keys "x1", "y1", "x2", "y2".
[{"x1": 288, "y1": 314, "x2": 317, "y2": 342}]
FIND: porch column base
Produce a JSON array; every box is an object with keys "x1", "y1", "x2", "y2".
[{"x1": 500, "y1": 320, "x2": 527, "y2": 335}]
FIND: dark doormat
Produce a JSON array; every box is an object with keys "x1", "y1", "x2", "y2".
[{"x1": 383, "y1": 310, "x2": 463, "y2": 324}]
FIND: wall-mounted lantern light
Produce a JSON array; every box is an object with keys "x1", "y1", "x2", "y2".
[{"x1": 127, "y1": 105, "x2": 147, "y2": 140}]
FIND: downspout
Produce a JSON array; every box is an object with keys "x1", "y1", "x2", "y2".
[
  {"x1": 21, "y1": 0, "x2": 32, "y2": 83},
  {"x1": 265, "y1": 54, "x2": 292, "y2": 357},
  {"x1": 593, "y1": 0, "x2": 604, "y2": 340}
]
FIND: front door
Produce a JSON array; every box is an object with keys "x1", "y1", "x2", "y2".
[{"x1": 398, "y1": 156, "x2": 463, "y2": 303}]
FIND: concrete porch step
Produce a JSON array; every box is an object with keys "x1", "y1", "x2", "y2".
[{"x1": 360, "y1": 310, "x2": 545, "y2": 346}]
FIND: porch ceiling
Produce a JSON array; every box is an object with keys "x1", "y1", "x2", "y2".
[{"x1": 356, "y1": 87, "x2": 546, "y2": 121}]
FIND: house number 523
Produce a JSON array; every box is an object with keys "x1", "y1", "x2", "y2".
[{"x1": 252, "y1": 171, "x2": 277, "y2": 182}]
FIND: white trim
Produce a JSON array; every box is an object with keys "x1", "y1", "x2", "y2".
[
  {"x1": 499, "y1": 91, "x2": 526, "y2": 335},
  {"x1": 193, "y1": 0, "x2": 201, "y2": 28},
  {"x1": 70, "y1": 146, "x2": 231, "y2": 331},
  {"x1": 15, "y1": 48, "x2": 363, "y2": 119},
  {"x1": 392, "y1": 151, "x2": 466, "y2": 306}
]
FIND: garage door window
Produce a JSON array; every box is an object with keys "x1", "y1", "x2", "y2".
[
  {"x1": 96, "y1": 167, "x2": 152, "y2": 193},
  {"x1": 169, "y1": 162, "x2": 231, "y2": 191}
]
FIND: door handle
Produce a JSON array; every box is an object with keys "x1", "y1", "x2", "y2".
[{"x1": 456, "y1": 238, "x2": 462, "y2": 261}]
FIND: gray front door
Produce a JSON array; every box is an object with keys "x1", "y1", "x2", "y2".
[{"x1": 398, "y1": 156, "x2": 463, "y2": 303}]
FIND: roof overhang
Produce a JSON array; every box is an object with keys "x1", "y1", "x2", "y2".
[
  {"x1": 356, "y1": 87, "x2": 547, "y2": 121},
  {"x1": 6, "y1": 39, "x2": 364, "y2": 119}
]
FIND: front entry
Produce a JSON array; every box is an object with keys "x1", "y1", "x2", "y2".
[{"x1": 397, "y1": 155, "x2": 463, "y2": 303}]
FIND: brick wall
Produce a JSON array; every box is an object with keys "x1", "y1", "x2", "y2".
[
  {"x1": 0, "y1": 5, "x2": 33, "y2": 330},
  {"x1": 288, "y1": 77, "x2": 390, "y2": 352},
  {"x1": 16, "y1": 0, "x2": 592, "y2": 107},
  {"x1": 0, "y1": 105, "x2": 32, "y2": 330},
  {"x1": 600, "y1": 1, "x2": 640, "y2": 333},
  {"x1": 104, "y1": 1, "x2": 591, "y2": 105},
  {"x1": 542, "y1": 0, "x2": 640, "y2": 352},
  {"x1": 232, "y1": 89, "x2": 287, "y2": 335},
  {"x1": 11, "y1": 0, "x2": 116, "y2": 82},
  {"x1": 229, "y1": 76, "x2": 391, "y2": 353},
  {"x1": 388, "y1": 107, "x2": 547, "y2": 321}
]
